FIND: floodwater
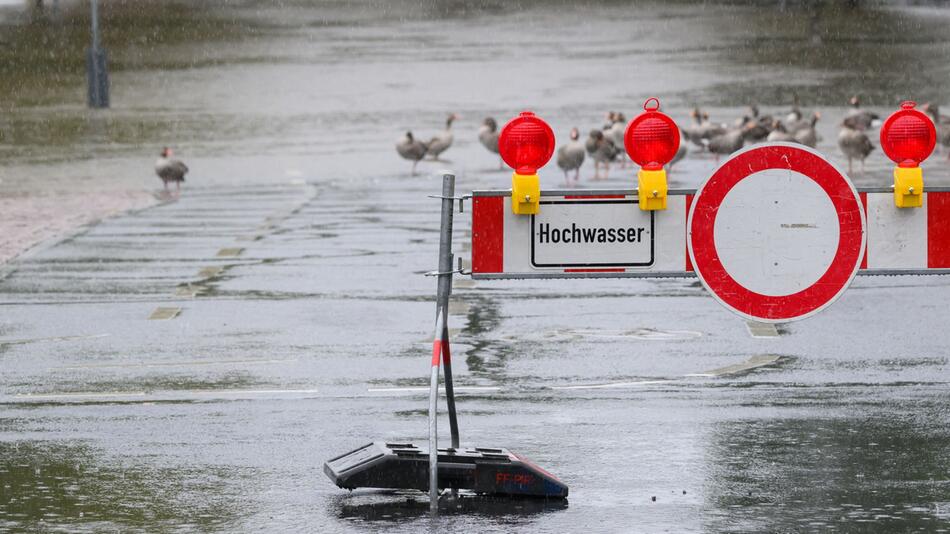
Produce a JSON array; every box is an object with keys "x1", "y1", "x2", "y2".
[{"x1": 2, "y1": 1, "x2": 950, "y2": 532}]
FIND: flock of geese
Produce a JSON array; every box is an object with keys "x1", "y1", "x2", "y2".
[{"x1": 397, "y1": 97, "x2": 950, "y2": 180}]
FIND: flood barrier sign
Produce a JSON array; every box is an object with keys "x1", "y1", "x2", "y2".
[
  {"x1": 687, "y1": 143, "x2": 865, "y2": 323},
  {"x1": 531, "y1": 200, "x2": 654, "y2": 268}
]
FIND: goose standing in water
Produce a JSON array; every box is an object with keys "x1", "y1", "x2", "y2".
[
  {"x1": 706, "y1": 124, "x2": 747, "y2": 162},
  {"x1": 785, "y1": 106, "x2": 815, "y2": 134},
  {"x1": 766, "y1": 120, "x2": 795, "y2": 143},
  {"x1": 739, "y1": 105, "x2": 772, "y2": 143},
  {"x1": 785, "y1": 108, "x2": 804, "y2": 130},
  {"x1": 682, "y1": 108, "x2": 706, "y2": 148},
  {"x1": 426, "y1": 113, "x2": 459, "y2": 161},
  {"x1": 845, "y1": 96, "x2": 880, "y2": 131},
  {"x1": 606, "y1": 112, "x2": 628, "y2": 168},
  {"x1": 683, "y1": 108, "x2": 726, "y2": 150},
  {"x1": 556, "y1": 127, "x2": 585, "y2": 185},
  {"x1": 785, "y1": 104, "x2": 802, "y2": 128},
  {"x1": 155, "y1": 147, "x2": 188, "y2": 192},
  {"x1": 585, "y1": 129, "x2": 619, "y2": 180},
  {"x1": 697, "y1": 112, "x2": 727, "y2": 150},
  {"x1": 838, "y1": 116, "x2": 874, "y2": 174},
  {"x1": 478, "y1": 117, "x2": 502, "y2": 168},
  {"x1": 667, "y1": 128, "x2": 688, "y2": 172},
  {"x1": 396, "y1": 131, "x2": 428, "y2": 175},
  {"x1": 922, "y1": 103, "x2": 950, "y2": 159},
  {"x1": 793, "y1": 111, "x2": 820, "y2": 148},
  {"x1": 741, "y1": 116, "x2": 771, "y2": 144}
]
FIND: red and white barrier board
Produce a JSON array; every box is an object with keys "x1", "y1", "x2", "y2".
[
  {"x1": 472, "y1": 188, "x2": 950, "y2": 278},
  {"x1": 470, "y1": 143, "x2": 950, "y2": 322},
  {"x1": 863, "y1": 189, "x2": 950, "y2": 270}
]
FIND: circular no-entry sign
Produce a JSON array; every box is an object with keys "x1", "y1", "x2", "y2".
[{"x1": 687, "y1": 143, "x2": 866, "y2": 323}]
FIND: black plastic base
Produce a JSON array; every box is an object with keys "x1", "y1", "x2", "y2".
[{"x1": 325, "y1": 442, "x2": 568, "y2": 498}]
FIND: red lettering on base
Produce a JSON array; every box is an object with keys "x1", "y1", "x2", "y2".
[{"x1": 495, "y1": 472, "x2": 534, "y2": 486}]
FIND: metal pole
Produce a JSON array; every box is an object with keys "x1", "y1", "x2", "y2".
[
  {"x1": 86, "y1": 0, "x2": 109, "y2": 108},
  {"x1": 442, "y1": 323, "x2": 460, "y2": 449},
  {"x1": 437, "y1": 179, "x2": 460, "y2": 450},
  {"x1": 90, "y1": 0, "x2": 99, "y2": 49},
  {"x1": 428, "y1": 172, "x2": 457, "y2": 512}
]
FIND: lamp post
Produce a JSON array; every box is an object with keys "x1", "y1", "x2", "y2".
[{"x1": 86, "y1": 0, "x2": 109, "y2": 108}]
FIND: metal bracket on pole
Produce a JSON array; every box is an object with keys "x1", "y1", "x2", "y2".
[
  {"x1": 424, "y1": 257, "x2": 467, "y2": 277},
  {"x1": 428, "y1": 172, "x2": 460, "y2": 512},
  {"x1": 427, "y1": 194, "x2": 468, "y2": 213}
]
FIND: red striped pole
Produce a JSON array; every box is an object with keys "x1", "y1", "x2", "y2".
[{"x1": 428, "y1": 172, "x2": 457, "y2": 513}]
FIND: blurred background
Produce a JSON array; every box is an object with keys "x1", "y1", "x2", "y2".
[{"x1": 4, "y1": 3, "x2": 950, "y2": 532}]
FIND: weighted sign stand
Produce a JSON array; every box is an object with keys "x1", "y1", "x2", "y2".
[{"x1": 323, "y1": 173, "x2": 569, "y2": 510}]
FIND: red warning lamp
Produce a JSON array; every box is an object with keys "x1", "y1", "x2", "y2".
[
  {"x1": 625, "y1": 98, "x2": 678, "y2": 211},
  {"x1": 624, "y1": 97, "x2": 681, "y2": 171},
  {"x1": 880, "y1": 101, "x2": 936, "y2": 208},
  {"x1": 880, "y1": 101, "x2": 936, "y2": 168},
  {"x1": 499, "y1": 111, "x2": 555, "y2": 215},
  {"x1": 500, "y1": 111, "x2": 555, "y2": 175}
]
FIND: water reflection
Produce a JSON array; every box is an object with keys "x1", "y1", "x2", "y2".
[
  {"x1": 705, "y1": 415, "x2": 950, "y2": 531},
  {"x1": 0, "y1": 440, "x2": 248, "y2": 532},
  {"x1": 333, "y1": 491, "x2": 567, "y2": 527},
  {"x1": 457, "y1": 293, "x2": 512, "y2": 379},
  {"x1": 706, "y1": 2, "x2": 950, "y2": 105}
]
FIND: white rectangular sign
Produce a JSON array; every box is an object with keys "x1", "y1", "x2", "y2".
[{"x1": 531, "y1": 200, "x2": 654, "y2": 268}]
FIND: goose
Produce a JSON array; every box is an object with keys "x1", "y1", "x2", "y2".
[
  {"x1": 748, "y1": 104, "x2": 772, "y2": 124},
  {"x1": 155, "y1": 147, "x2": 188, "y2": 192},
  {"x1": 785, "y1": 94, "x2": 803, "y2": 126},
  {"x1": 683, "y1": 108, "x2": 706, "y2": 148},
  {"x1": 556, "y1": 127, "x2": 586, "y2": 185},
  {"x1": 838, "y1": 116, "x2": 874, "y2": 174},
  {"x1": 426, "y1": 113, "x2": 459, "y2": 161},
  {"x1": 793, "y1": 112, "x2": 820, "y2": 148},
  {"x1": 785, "y1": 108, "x2": 803, "y2": 128},
  {"x1": 748, "y1": 104, "x2": 772, "y2": 130},
  {"x1": 922, "y1": 103, "x2": 950, "y2": 159},
  {"x1": 396, "y1": 131, "x2": 428, "y2": 175},
  {"x1": 606, "y1": 112, "x2": 628, "y2": 168},
  {"x1": 845, "y1": 96, "x2": 880, "y2": 131},
  {"x1": 667, "y1": 129, "x2": 688, "y2": 172},
  {"x1": 740, "y1": 105, "x2": 773, "y2": 143},
  {"x1": 697, "y1": 112, "x2": 727, "y2": 149},
  {"x1": 705, "y1": 124, "x2": 746, "y2": 162},
  {"x1": 478, "y1": 117, "x2": 501, "y2": 168},
  {"x1": 766, "y1": 120, "x2": 796, "y2": 143},
  {"x1": 786, "y1": 107, "x2": 802, "y2": 127},
  {"x1": 785, "y1": 110, "x2": 812, "y2": 134},
  {"x1": 585, "y1": 129, "x2": 619, "y2": 180}
]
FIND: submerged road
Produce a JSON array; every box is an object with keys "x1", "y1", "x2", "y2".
[{"x1": 2, "y1": 169, "x2": 950, "y2": 532}]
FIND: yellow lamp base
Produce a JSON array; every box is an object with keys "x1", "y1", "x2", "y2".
[
  {"x1": 894, "y1": 166, "x2": 923, "y2": 208},
  {"x1": 511, "y1": 173, "x2": 540, "y2": 215},
  {"x1": 637, "y1": 169, "x2": 668, "y2": 211}
]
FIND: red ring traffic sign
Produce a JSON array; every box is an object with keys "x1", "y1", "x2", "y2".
[{"x1": 687, "y1": 143, "x2": 866, "y2": 323}]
